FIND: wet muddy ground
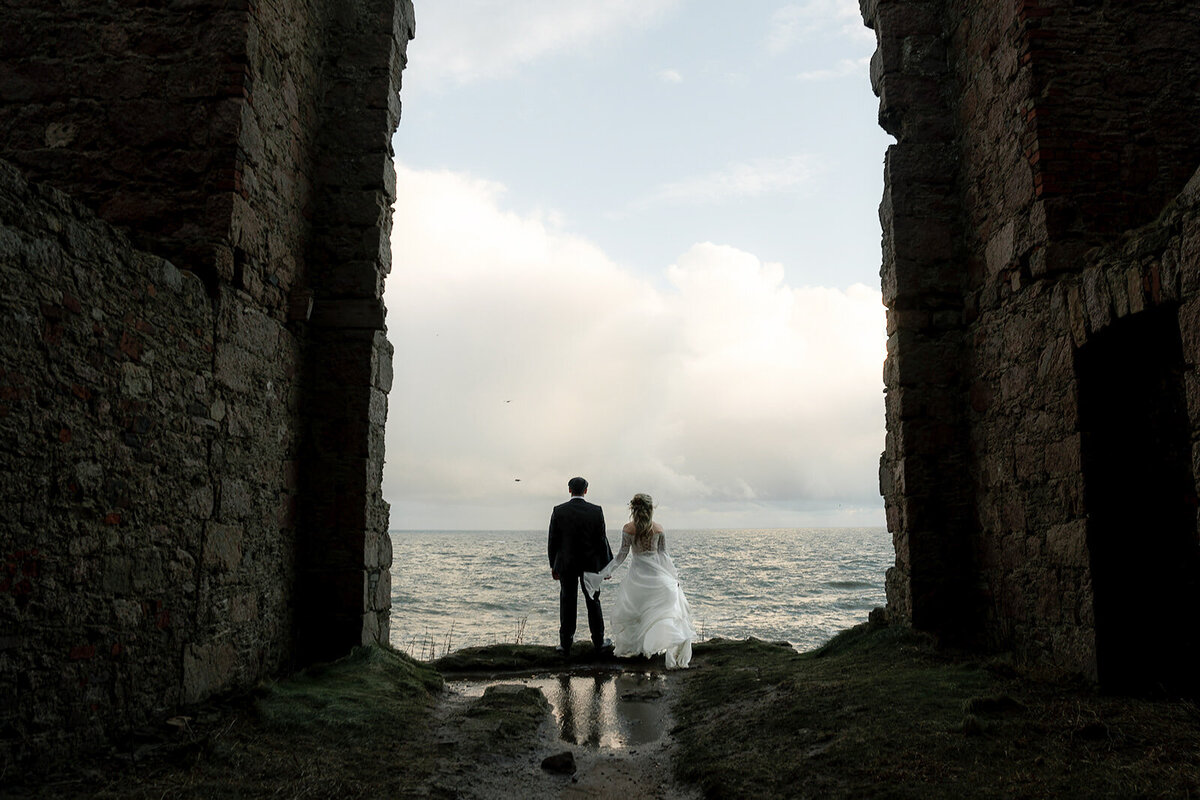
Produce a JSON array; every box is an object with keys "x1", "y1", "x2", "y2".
[
  {"x1": 457, "y1": 669, "x2": 670, "y2": 748},
  {"x1": 423, "y1": 666, "x2": 701, "y2": 799}
]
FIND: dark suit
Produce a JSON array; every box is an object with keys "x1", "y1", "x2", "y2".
[{"x1": 548, "y1": 496, "x2": 612, "y2": 651}]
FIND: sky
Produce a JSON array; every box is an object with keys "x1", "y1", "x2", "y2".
[{"x1": 383, "y1": 0, "x2": 894, "y2": 530}]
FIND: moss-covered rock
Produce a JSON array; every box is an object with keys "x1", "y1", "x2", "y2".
[
  {"x1": 434, "y1": 641, "x2": 611, "y2": 673},
  {"x1": 459, "y1": 684, "x2": 552, "y2": 752},
  {"x1": 254, "y1": 644, "x2": 443, "y2": 733}
]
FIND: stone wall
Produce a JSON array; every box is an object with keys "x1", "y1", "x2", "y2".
[
  {"x1": 297, "y1": 0, "x2": 409, "y2": 663},
  {"x1": 0, "y1": 0, "x2": 413, "y2": 764},
  {"x1": 0, "y1": 157, "x2": 307, "y2": 759},
  {"x1": 864, "y1": 0, "x2": 1200, "y2": 687},
  {"x1": 867, "y1": 0, "x2": 975, "y2": 636},
  {"x1": 1, "y1": 0, "x2": 250, "y2": 284},
  {"x1": 0, "y1": 159, "x2": 226, "y2": 756}
]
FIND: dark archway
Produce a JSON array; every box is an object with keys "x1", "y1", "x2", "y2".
[{"x1": 1077, "y1": 306, "x2": 1200, "y2": 694}]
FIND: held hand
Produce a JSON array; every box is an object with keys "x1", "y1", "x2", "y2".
[
  {"x1": 552, "y1": 570, "x2": 560, "y2": 581},
  {"x1": 604, "y1": 575, "x2": 612, "y2": 580}
]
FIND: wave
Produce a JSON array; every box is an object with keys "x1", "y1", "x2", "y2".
[{"x1": 389, "y1": 528, "x2": 891, "y2": 653}]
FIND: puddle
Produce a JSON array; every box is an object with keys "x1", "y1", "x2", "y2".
[{"x1": 450, "y1": 669, "x2": 670, "y2": 749}]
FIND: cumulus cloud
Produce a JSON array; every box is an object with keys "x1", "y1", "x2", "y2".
[
  {"x1": 636, "y1": 155, "x2": 823, "y2": 208},
  {"x1": 405, "y1": 0, "x2": 682, "y2": 89},
  {"x1": 384, "y1": 163, "x2": 885, "y2": 529},
  {"x1": 767, "y1": 0, "x2": 874, "y2": 55},
  {"x1": 658, "y1": 68, "x2": 684, "y2": 84}
]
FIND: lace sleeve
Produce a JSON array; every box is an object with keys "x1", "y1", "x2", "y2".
[{"x1": 599, "y1": 531, "x2": 632, "y2": 578}]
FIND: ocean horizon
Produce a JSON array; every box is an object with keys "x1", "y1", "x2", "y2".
[
  {"x1": 389, "y1": 527, "x2": 892, "y2": 659},
  {"x1": 389, "y1": 525, "x2": 884, "y2": 533}
]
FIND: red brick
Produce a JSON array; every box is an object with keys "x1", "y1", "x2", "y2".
[
  {"x1": 43, "y1": 322, "x2": 64, "y2": 345},
  {"x1": 118, "y1": 331, "x2": 142, "y2": 359},
  {"x1": 69, "y1": 645, "x2": 95, "y2": 661}
]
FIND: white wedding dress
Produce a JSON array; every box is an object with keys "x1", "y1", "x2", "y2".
[{"x1": 591, "y1": 527, "x2": 695, "y2": 669}]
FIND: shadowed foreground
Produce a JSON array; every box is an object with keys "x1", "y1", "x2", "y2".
[
  {"x1": 6, "y1": 647, "x2": 447, "y2": 798},
  {"x1": 7, "y1": 628, "x2": 1200, "y2": 797},
  {"x1": 675, "y1": 628, "x2": 1200, "y2": 798}
]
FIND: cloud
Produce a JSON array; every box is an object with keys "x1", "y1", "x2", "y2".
[
  {"x1": 636, "y1": 155, "x2": 823, "y2": 208},
  {"x1": 767, "y1": 0, "x2": 873, "y2": 54},
  {"x1": 405, "y1": 0, "x2": 682, "y2": 89},
  {"x1": 384, "y1": 163, "x2": 886, "y2": 529},
  {"x1": 658, "y1": 68, "x2": 684, "y2": 84},
  {"x1": 796, "y1": 56, "x2": 871, "y2": 82}
]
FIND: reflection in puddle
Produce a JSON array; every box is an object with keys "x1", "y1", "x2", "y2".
[
  {"x1": 546, "y1": 672, "x2": 668, "y2": 748},
  {"x1": 451, "y1": 670, "x2": 668, "y2": 749}
]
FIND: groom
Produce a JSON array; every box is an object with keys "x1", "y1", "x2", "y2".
[{"x1": 548, "y1": 477, "x2": 613, "y2": 656}]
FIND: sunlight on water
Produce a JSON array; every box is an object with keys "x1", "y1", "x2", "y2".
[{"x1": 390, "y1": 528, "x2": 891, "y2": 656}]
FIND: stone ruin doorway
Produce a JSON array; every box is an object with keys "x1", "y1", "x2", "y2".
[{"x1": 1076, "y1": 306, "x2": 1200, "y2": 695}]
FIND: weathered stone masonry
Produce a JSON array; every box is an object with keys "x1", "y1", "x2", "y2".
[
  {"x1": 864, "y1": 0, "x2": 1200, "y2": 690},
  {"x1": 0, "y1": 0, "x2": 414, "y2": 762}
]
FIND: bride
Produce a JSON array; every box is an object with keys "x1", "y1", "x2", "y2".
[{"x1": 591, "y1": 493, "x2": 696, "y2": 669}]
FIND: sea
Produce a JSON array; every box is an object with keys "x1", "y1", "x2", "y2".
[{"x1": 389, "y1": 527, "x2": 892, "y2": 658}]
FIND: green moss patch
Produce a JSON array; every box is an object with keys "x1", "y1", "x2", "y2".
[{"x1": 254, "y1": 643, "x2": 443, "y2": 734}]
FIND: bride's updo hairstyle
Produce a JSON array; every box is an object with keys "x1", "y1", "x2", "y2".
[{"x1": 629, "y1": 493, "x2": 655, "y2": 549}]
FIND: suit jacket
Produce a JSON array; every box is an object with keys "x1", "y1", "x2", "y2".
[{"x1": 548, "y1": 497, "x2": 612, "y2": 576}]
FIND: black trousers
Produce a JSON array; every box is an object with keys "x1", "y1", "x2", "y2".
[{"x1": 559, "y1": 572, "x2": 604, "y2": 651}]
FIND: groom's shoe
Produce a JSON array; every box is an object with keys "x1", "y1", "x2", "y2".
[
  {"x1": 555, "y1": 643, "x2": 570, "y2": 658},
  {"x1": 593, "y1": 638, "x2": 614, "y2": 656}
]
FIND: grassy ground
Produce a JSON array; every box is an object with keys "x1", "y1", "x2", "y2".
[
  {"x1": 673, "y1": 625, "x2": 1200, "y2": 799},
  {"x1": 10, "y1": 646, "x2": 446, "y2": 799}
]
